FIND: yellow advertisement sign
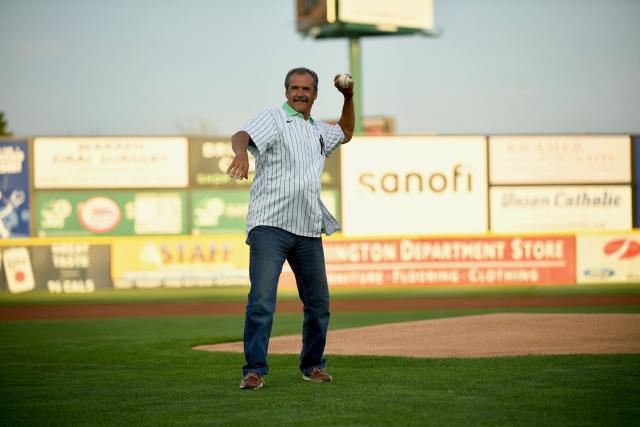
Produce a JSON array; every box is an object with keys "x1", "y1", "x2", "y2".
[{"x1": 111, "y1": 236, "x2": 250, "y2": 288}]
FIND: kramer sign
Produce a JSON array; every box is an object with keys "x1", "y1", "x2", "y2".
[{"x1": 489, "y1": 135, "x2": 631, "y2": 184}]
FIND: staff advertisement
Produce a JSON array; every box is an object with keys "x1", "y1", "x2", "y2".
[
  {"x1": 0, "y1": 139, "x2": 30, "y2": 238},
  {"x1": 35, "y1": 191, "x2": 187, "y2": 236},
  {"x1": 489, "y1": 135, "x2": 631, "y2": 184},
  {"x1": 490, "y1": 186, "x2": 632, "y2": 232},
  {"x1": 34, "y1": 137, "x2": 188, "y2": 189},
  {"x1": 340, "y1": 136, "x2": 488, "y2": 236},
  {"x1": 0, "y1": 243, "x2": 111, "y2": 293},
  {"x1": 577, "y1": 233, "x2": 640, "y2": 284},
  {"x1": 111, "y1": 236, "x2": 250, "y2": 288},
  {"x1": 280, "y1": 234, "x2": 576, "y2": 287}
]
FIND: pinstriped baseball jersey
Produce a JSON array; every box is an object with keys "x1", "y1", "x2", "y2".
[{"x1": 243, "y1": 103, "x2": 344, "y2": 238}]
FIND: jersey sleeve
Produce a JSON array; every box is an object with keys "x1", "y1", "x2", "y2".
[
  {"x1": 242, "y1": 109, "x2": 277, "y2": 156},
  {"x1": 317, "y1": 121, "x2": 345, "y2": 157}
]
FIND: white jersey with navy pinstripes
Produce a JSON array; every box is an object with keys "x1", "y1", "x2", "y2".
[{"x1": 243, "y1": 105, "x2": 344, "y2": 238}]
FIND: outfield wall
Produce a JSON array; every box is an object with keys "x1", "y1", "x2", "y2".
[
  {"x1": 2, "y1": 134, "x2": 635, "y2": 238},
  {"x1": 1, "y1": 134, "x2": 639, "y2": 293},
  {"x1": 1, "y1": 231, "x2": 639, "y2": 293}
]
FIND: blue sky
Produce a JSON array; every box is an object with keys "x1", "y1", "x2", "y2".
[{"x1": 1, "y1": 0, "x2": 639, "y2": 137}]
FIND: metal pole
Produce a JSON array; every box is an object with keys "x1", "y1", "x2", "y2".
[{"x1": 349, "y1": 37, "x2": 363, "y2": 134}]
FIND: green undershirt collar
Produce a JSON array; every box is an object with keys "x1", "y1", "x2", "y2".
[{"x1": 282, "y1": 102, "x2": 314, "y2": 124}]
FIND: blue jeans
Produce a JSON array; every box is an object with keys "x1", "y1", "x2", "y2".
[{"x1": 243, "y1": 226, "x2": 330, "y2": 376}]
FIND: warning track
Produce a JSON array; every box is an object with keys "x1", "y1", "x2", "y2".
[{"x1": 1, "y1": 294, "x2": 639, "y2": 321}]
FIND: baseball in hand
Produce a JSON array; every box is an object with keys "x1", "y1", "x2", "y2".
[{"x1": 337, "y1": 73, "x2": 353, "y2": 89}]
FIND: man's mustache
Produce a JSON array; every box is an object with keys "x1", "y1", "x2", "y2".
[{"x1": 294, "y1": 96, "x2": 308, "y2": 102}]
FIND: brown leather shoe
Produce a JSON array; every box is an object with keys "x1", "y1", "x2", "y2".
[
  {"x1": 302, "y1": 367, "x2": 333, "y2": 383},
  {"x1": 239, "y1": 371, "x2": 264, "y2": 389}
]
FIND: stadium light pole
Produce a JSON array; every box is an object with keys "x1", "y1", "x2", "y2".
[
  {"x1": 349, "y1": 37, "x2": 363, "y2": 135},
  {"x1": 297, "y1": 1, "x2": 438, "y2": 136}
]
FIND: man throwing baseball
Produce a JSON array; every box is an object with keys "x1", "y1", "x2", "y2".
[{"x1": 226, "y1": 67, "x2": 354, "y2": 390}]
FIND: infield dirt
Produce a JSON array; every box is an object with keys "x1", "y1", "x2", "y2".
[{"x1": 194, "y1": 313, "x2": 640, "y2": 358}]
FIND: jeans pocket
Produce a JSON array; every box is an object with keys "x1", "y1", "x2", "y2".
[{"x1": 247, "y1": 227, "x2": 262, "y2": 246}]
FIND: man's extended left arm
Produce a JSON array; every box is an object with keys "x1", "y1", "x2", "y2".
[{"x1": 333, "y1": 75, "x2": 355, "y2": 144}]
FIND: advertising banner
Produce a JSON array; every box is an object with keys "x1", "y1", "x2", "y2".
[
  {"x1": 35, "y1": 191, "x2": 187, "y2": 236},
  {"x1": 189, "y1": 137, "x2": 342, "y2": 190},
  {"x1": 0, "y1": 246, "x2": 36, "y2": 293},
  {"x1": 338, "y1": 0, "x2": 434, "y2": 31},
  {"x1": 191, "y1": 190, "x2": 249, "y2": 234},
  {"x1": 341, "y1": 136, "x2": 488, "y2": 236},
  {"x1": 280, "y1": 235, "x2": 576, "y2": 287},
  {"x1": 111, "y1": 236, "x2": 250, "y2": 288},
  {"x1": 489, "y1": 135, "x2": 631, "y2": 184},
  {"x1": 577, "y1": 233, "x2": 640, "y2": 284},
  {"x1": 189, "y1": 138, "x2": 256, "y2": 189},
  {"x1": 490, "y1": 186, "x2": 632, "y2": 232},
  {"x1": 34, "y1": 137, "x2": 188, "y2": 189},
  {"x1": 321, "y1": 149, "x2": 342, "y2": 190},
  {"x1": 0, "y1": 243, "x2": 111, "y2": 293},
  {"x1": 321, "y1": 189, "x2": 341, "y2": 223},
  {"x1": 635, "y1": 136, "x2": 640, "y2": 227},
  {"x1": 0, "y1": 139, "x2": 30, "y2": 238},
  {"x1": 190, "y1": 189, "x2": 340, "y2": 235}
]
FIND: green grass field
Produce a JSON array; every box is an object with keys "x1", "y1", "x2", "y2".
[{"x1": 1, "y1": 304, "x2": 639, "y2": 426}]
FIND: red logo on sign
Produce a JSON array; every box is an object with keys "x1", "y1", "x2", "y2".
[{"x1": 604, "y1": 239, "x2": 640, "y2": 260}]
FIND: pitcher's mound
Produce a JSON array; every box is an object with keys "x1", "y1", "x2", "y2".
[{"x1": 194, "y1": 313, "x2": 640, "y2": 358}]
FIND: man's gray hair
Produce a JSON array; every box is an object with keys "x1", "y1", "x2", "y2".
[{"x1": 284, "y1": 67, "x2": 319, "y2": 91}]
